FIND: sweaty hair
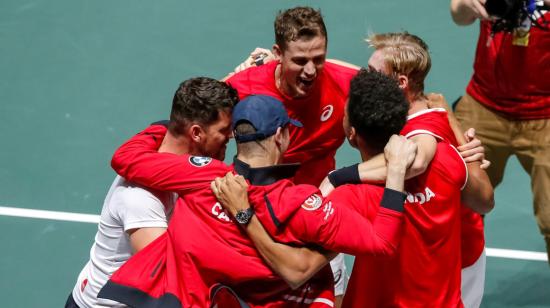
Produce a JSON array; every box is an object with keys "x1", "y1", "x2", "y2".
[
  {"x1": 367, "y1": 32, "x2": 431, "y2": 97},
  {"x1": 169, "y1": 77, "x2": 239, "y2": 136},
  {"x1": 348, "y1": 69, "x2": 408, "y2": 153},
  {"x1": 274, "y1": 6, "x2": 328, "y2": 50}
]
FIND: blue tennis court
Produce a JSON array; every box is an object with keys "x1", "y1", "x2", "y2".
[{"x1": 1, "y1": 1, "x2": 548, "y2": 307}]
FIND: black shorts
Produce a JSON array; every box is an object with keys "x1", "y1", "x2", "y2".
[{"x1": 64, "y1": 293, "x2": 80, "y2": 308}]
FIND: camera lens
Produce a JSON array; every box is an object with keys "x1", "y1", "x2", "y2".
[{"x1": 485, "y1": 0, "x2": 518, "y2": 18}]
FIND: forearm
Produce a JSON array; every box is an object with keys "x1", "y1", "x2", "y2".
[
  {"x1": 462, "y1": 163, "x2": 495, "y2": 214},
  {"x1": 451, "y1": 0, "x2": 478, "y2": 25},
  {"x1": 112, "y1": 126, "x2": 228, "y2": 194},
  {"x1": 447, "y1": 112, "x2": 495, "y2": 213},
  {"x1": 448, "y1": 111, "x2": 468, "y2": 145},
  {"x1": 245, "y1": 216, "x2": 333, "y2": 289},
  {"x1": 322, "y1": 189, "x2": 406, "y2": 256},
  {"x1": 357, "y1": 154, "x2": 387, "y2": 183}
]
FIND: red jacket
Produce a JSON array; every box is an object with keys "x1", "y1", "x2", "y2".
[{"x1": 99, "y1": 124, "x2": 404, "y2": 308}]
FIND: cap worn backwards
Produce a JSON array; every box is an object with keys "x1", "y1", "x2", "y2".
[{"x1": 232, "y1": 95, "x2": 302, "y2": 143}]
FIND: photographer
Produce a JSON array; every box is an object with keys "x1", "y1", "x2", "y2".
[{"x1": 450, "y1": 0, "x2": 550, "y2": 307}]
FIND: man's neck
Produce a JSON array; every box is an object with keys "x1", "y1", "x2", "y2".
[
  {"x1": 158, "y1": 131, "x2": 192, "y2": 155},
  {"x1": 407, "y1": 92, "x2": 429, "y2": 115},
  {"x1": 236, "y1": 152, "x2": 279, "y2": 169},
  {"x1": 274, "y1": 64, "x2": 290, "y2": 98}
]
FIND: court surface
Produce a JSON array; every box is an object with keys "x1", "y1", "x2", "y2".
[{"x1": 1, "y1": 1, "x2": 548, "y2": 307}]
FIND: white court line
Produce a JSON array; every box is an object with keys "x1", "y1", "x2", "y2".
[
  {"x1": 0, "y1": 206, "x2": 99, "y2": 224},
  {"x1": 485, "y1": 248, "x2": 547, "y2": 262},
  {"x1": 0, "y1": 206, "x2": 548, "y2": 262}
]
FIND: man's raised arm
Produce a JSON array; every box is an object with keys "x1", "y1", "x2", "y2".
[{"x1": 112, "y1": 123, "x2": 230, "y2": 195}]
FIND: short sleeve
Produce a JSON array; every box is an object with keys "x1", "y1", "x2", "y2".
[{"x1": 112, "y1": 186, "x2": 169, "y2": 232}]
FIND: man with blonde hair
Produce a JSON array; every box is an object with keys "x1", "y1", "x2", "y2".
[{"x1": 328, "y1": 31, "x2": 494, "y2": 307}]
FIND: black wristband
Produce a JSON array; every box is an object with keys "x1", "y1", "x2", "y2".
[
  {"x1": 380, "y1": 188, "x2": 407, "y2": 213},
  {"x1": 327, "y1": 164, "x2": 361, "y2": 187}
]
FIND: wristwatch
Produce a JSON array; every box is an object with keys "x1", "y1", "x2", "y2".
[{"x1": 234, "y1": 208, "x2": 255, "y2": 225}]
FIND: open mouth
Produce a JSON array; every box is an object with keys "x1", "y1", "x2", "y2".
[{"x1": 298, "y1": 77, "x2": 315, "y2": 88}]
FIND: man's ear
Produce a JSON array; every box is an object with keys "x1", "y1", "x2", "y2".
[
  {"x1": 397, "y1": 74, "x2": 409, "y2": 90},
  {"x1": 272, "y1": 44, "x2": 282, "y2": 61},
  {"x1": 274, "y1": 126, "x2": 284, "y2": 147},
  {"x1": 348, "y1": 126, "x2": 358, "y2": 148},
  {"x1": 189, "y1": 124, "x2": 203, "y2": 143}
]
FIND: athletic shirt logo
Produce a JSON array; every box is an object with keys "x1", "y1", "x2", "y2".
[
  {"x1": 189, "y1": 156, "x2": 212, "y2": 167},
  {"x1": 80, "y1": 278, "x2": 88, "y2": 292},
  {"x1": 301, "y1": 194, "x2": 323, "y2": 211},
  {"x1": 320, "y1": 105, "x2": 334, "y2": 122}
]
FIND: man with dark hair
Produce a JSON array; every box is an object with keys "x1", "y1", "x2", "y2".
[
  {"x1": 99, "y1": 90, "x2": 415, "y2": 307},
  {"x1": 167, "y1": 78, "x2": 238, "y2": 162},
  {"x1": 346, "y1": 69, "x2": 408, "y2": 150},
  {"x1": 65, "y1": 77, "x2": 237, "y2": 308},
  {"x1": 273, "y1": 6, "x2": 327, "y2": 54},
  {"x1": 226, "y1": 6, "x2": 356, "y2": 186}
]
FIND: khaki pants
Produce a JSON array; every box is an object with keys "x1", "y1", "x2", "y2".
[{"x1": 455, "y1": 94, "x2": 550, "y2": 263}]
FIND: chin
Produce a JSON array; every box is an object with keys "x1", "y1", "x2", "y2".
[{"x1": 293, "y1": 88, "x2": 311, "y2": 98}]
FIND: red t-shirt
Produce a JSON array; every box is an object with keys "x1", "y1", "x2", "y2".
[
  {"x1": 466, "y1": 17, "x2": 550, "y2": 120},
  {"x1": 101, "y1": 124, "x2": 404, "y2": 308},
  {"x1": 343, "y1": 116, "x2": 467, "y2": 307},
  {"x1": 402, "y1": 108, "x2": 485, "y2": 267},
  {"x1": 226, "y1": 61, "x2": 358, "y2": 186}
]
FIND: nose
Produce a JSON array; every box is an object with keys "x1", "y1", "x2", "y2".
[{"x1": 303, "y1": 61, "x2": 316, "y2": 77}]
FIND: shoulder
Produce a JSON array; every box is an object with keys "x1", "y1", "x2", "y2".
[
  {"x1": 226, "y1": 62, "x2": 279, "y2": 100},
  {"x1": 110, "y1": 181, "x2": 168, "y2": 218},
  {"x1": 323, "y1": 60, "x2": 360, "y2": 95},
  {"x1": 280, "y1": 183, "x2": 321, "y2": 204},
  {"x1": 326, "y1": 59, "x2": 361, "y2": 71},
  {"x1": 324, "y1": 60, "x2": 360, "y2": 80},
  {"x1": 226, "y1": 62, "x2": 276, "y2": 87},
  {"x1": 402, "y1": 108, "x2": 450, "y2": 141},
  {"x1": 433, "y1": 143, "x2": 468, "y2": 189}
]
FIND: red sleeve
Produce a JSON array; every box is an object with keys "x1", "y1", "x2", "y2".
[
  {"x1": 111, "y1": 124, "x2": 231, "y2": 194},
  {"x1": 287, "y1": 186, "x2": 404, "y2": 256},
  {"x1": 401, "y1": 110, "x2": 458, "y2": 145},
  {"x1": 226, "y1": 68, "x2": 254, "y2": 100},
  {"x1": 324, "y1": 62, "x2": 358, "y2": 95}
]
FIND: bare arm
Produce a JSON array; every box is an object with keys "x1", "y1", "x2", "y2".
[
  {"x1": 221, "y1": 47, "x2": 277, "y2": 81},
  {"x1": 211, "y1": 173, "x2": 335, "y2": 289},
  {"x1": 450, "y1": 0, "x2": 490, "y2": 25},
  {"x1": 319, "y1": 134, "x2": 428, "y2": 195},
  {"x1": 353, "y1": 134, "x2": 435, "y2": 182},
  {"x1": 427, "y1": 93, "x2": 494, "y2": 214},
  {"x1": 242, "y1": 216, "x2": 335, "y2": 289},
  {"x1": 454, "y1": 128, "x2": 495, "y2": 214},
  {"x1": 127, "y1": 227, "x2": 166, "y2": 253}
]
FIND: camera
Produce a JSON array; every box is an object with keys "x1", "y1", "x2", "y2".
[
  {"x1": 485, "y1": 0, "x2": 524, "y2": 19},
  {"x1": 485, "y1": 0, "x2": 549, "y2": 33}
]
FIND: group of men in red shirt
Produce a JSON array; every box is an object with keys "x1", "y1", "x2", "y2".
[{"x1": 90, "y1": 6, "x2": 495, "y2": 308}]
